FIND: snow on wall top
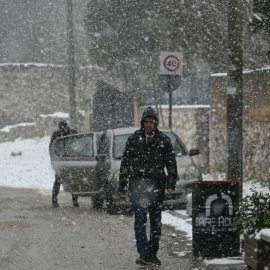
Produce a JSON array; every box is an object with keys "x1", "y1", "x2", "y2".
[
  {"x1": 141, "y1": 105, "x2": 210, "y2": 109},
  {"x1": 39, "y1": 112, "x2": 69, "y2": 119},
  {"x1": 0, "y1": 62, "x2": 104, "y2": 71},
  {"x1": 211, "y1": 65, "x2": 270, "y2": 77}
]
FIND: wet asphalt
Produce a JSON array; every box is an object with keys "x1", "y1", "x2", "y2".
[{"x1": 0, "y1": 187, "x2": 199, "y2": 270}]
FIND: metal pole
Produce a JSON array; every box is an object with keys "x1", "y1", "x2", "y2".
[
  {"x1": 168, "y1": 77, "x2": 172, "y2": 129},
  {"x1": 66, "y1": 0, "x2": 77, "y2": 129},
  {"x1": 227, "y1": 0, "x2": 243, "y2": 193}
]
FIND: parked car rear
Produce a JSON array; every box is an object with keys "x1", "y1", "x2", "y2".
[{"x1": 49, "y1": 132, "x2": 105, "y2": 208}]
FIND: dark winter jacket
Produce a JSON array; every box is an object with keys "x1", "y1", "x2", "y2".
[
  {"x1": 119, "y1": 107, "x2": 178, "y2": 197},
  {"x1": 49, "y1": 128, "x2": 77, "y2": 149}
]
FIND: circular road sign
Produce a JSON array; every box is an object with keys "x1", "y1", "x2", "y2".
[{"x1": 163, "y1": 55, "x2": 180, "y2": 72}]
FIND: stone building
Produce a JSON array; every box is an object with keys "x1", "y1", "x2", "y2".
[{"x1": 209, "y1": 68, "x2": 270, "y2": 182}]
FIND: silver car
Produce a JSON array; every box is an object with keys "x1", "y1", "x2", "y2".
[
  {"x1": 50, "y1": 128, "x2": 202, "y2": 212},
  {"x1": 96, "y1": 127, "x2": 202, "y2": 213}
]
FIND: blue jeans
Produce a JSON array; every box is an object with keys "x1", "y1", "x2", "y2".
[{"x1": 131, "y1": 193, "x2": 163, "y2": 258}]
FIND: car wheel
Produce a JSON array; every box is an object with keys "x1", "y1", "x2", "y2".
[
  {"x1": 106, "y1": 194, "x2": 119, "y2": 214},
  {"x1": 107, "y1": 198, "x2": 117, "y2": 214},
  {"x1": 92, "y1": 195, "x2": 103, "y2": 209},
  {"x1": 173, "y1": 202, "x2": 186, "y2": 210}
]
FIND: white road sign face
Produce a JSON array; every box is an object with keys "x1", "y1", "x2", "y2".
[
  {"x1": 160, "y1": 51, "x2": 183, "y2": 75},
  {"x1": 164, "y1": 55, "x2": 180, "y2": 71}
]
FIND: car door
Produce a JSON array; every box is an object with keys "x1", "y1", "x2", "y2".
[
  {"x1": 96, "y1": 131, "x2": 111, "y2": 188},
  {"x1": 50, "y1": 133, "x2": 99, "y2": 195}
]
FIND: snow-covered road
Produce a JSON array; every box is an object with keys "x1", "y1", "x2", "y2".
[{"x1": 0, "y1": 137, "x2": 193, "y2": 238}]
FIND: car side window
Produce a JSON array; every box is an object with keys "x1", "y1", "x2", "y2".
[
  {"x1": 54, "y1": 135, "x2": 94, "y2": 157},
  {"x1": 54, "y1": 139, "x2": 65, "y2": 157},
  {"x1": 97, "y1": 134, "x2": 109, "y2": 155},
  {"x1": 113, "y1": 134, "x2": 130, "y2": 159}
]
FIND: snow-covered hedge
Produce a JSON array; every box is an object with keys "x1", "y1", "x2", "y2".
[{"x1": 237, "y1": 189, "x2": 270, "y2": 236}]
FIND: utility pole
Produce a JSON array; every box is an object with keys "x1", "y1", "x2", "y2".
[
  {"x1": 227, "y1": 0, "x2": 243, "y2": 195},
  {"x1": 168, "y1": 78, "x2": 172, "y2": 129},
  {"x1": 66, "y1": 0, "x2": 77, "y2": 129}
]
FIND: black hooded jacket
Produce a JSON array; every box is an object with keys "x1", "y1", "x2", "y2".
[{"x1": 119, "y1": 107, "x2": 178, "y2": 196}]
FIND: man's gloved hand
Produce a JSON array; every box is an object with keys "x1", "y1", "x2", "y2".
[{"x1": 166, "y1": 188, "x2": 173, "y2": 194}]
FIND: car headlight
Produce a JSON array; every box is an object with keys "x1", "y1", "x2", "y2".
[{"x1": 184, "y1": 165, "x2": 201, "y2": 181}]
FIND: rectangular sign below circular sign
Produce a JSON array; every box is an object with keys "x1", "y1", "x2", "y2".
[{"x1": 160, "y1": 51, "x2": 183, "y2": 76}]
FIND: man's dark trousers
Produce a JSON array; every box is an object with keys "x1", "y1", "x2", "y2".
[
  {"x1": 131, "y1": 192, "x2": 162, "y2": 259},
  {"x1": 52, "y1": 174, "x2": 78, "y2": 203},
  {"x1": 52, "y1": 174, "x2": 61, "y2": 201}
]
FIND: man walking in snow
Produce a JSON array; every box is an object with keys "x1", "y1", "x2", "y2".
[
  {"x1": 118, "y1": 107, "x2": 178, "y2": 266},
  {"x1": 49, "y1": 120, "x2": 79, "y2": 208}
]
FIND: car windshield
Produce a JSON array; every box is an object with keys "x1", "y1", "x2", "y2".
[
  {"x1": 164, "y1": 132, "x2": 187, "y2": 156},
  {"x1": 54, "y1": 135, "x2": 94, "y2": 157},
  {"x1": 113, "y1": 132, "x2": 186, "y2": 159}
]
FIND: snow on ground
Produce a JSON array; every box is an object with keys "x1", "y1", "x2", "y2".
[
  {"x1": 162, "y1": 210, "x2": 192, "y2": 240},
  {"x1": 0, "y1": 136, "x2": 269, "y2": 246},
  {"x1": 0, "y1": 137, "x2": 54, "y2": 190},
  {"x1": 242, "y1": 179, "x2": 269, "y2": 196}
]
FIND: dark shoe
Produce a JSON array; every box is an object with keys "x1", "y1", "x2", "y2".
[
  {"x1": 52, "y1": 198, "x2": 59, "y2": 208},
  {"x1": 52, "y1": 201, "x2": 59, "y2": 208},
  {"x1": 135, "y1": 256, "x2": 153, "y2": 266},
  {"x1": 73, "y1": 201, "x2": 80, "y2": 207},
  {"x1": 149, "y1": 255, "x2": 161, "y2": 266}
]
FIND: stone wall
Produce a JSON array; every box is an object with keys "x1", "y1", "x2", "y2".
[
  {"x1": 0, "y1": 64, "x2": 68, "y2": 126},
  {"x1": 139, "y1": 105, "x2": 210, "y2": 172},
  {"x1": 209, "y1": 68, "x2": 270, "y2": 182},
  {"x1": 0, "y1": 63, "x2": 126, "y2": 133},
  {"x1": 0, "y1": 64, "x2": 87, "y2": 128}
]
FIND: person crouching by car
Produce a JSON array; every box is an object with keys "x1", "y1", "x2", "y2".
[
  {"x1": 49, "y1": 120, "x2": 79, "y2": 208},
  {"x1": 118, "y1": 107, "x2": 178, "y2": 266}
]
